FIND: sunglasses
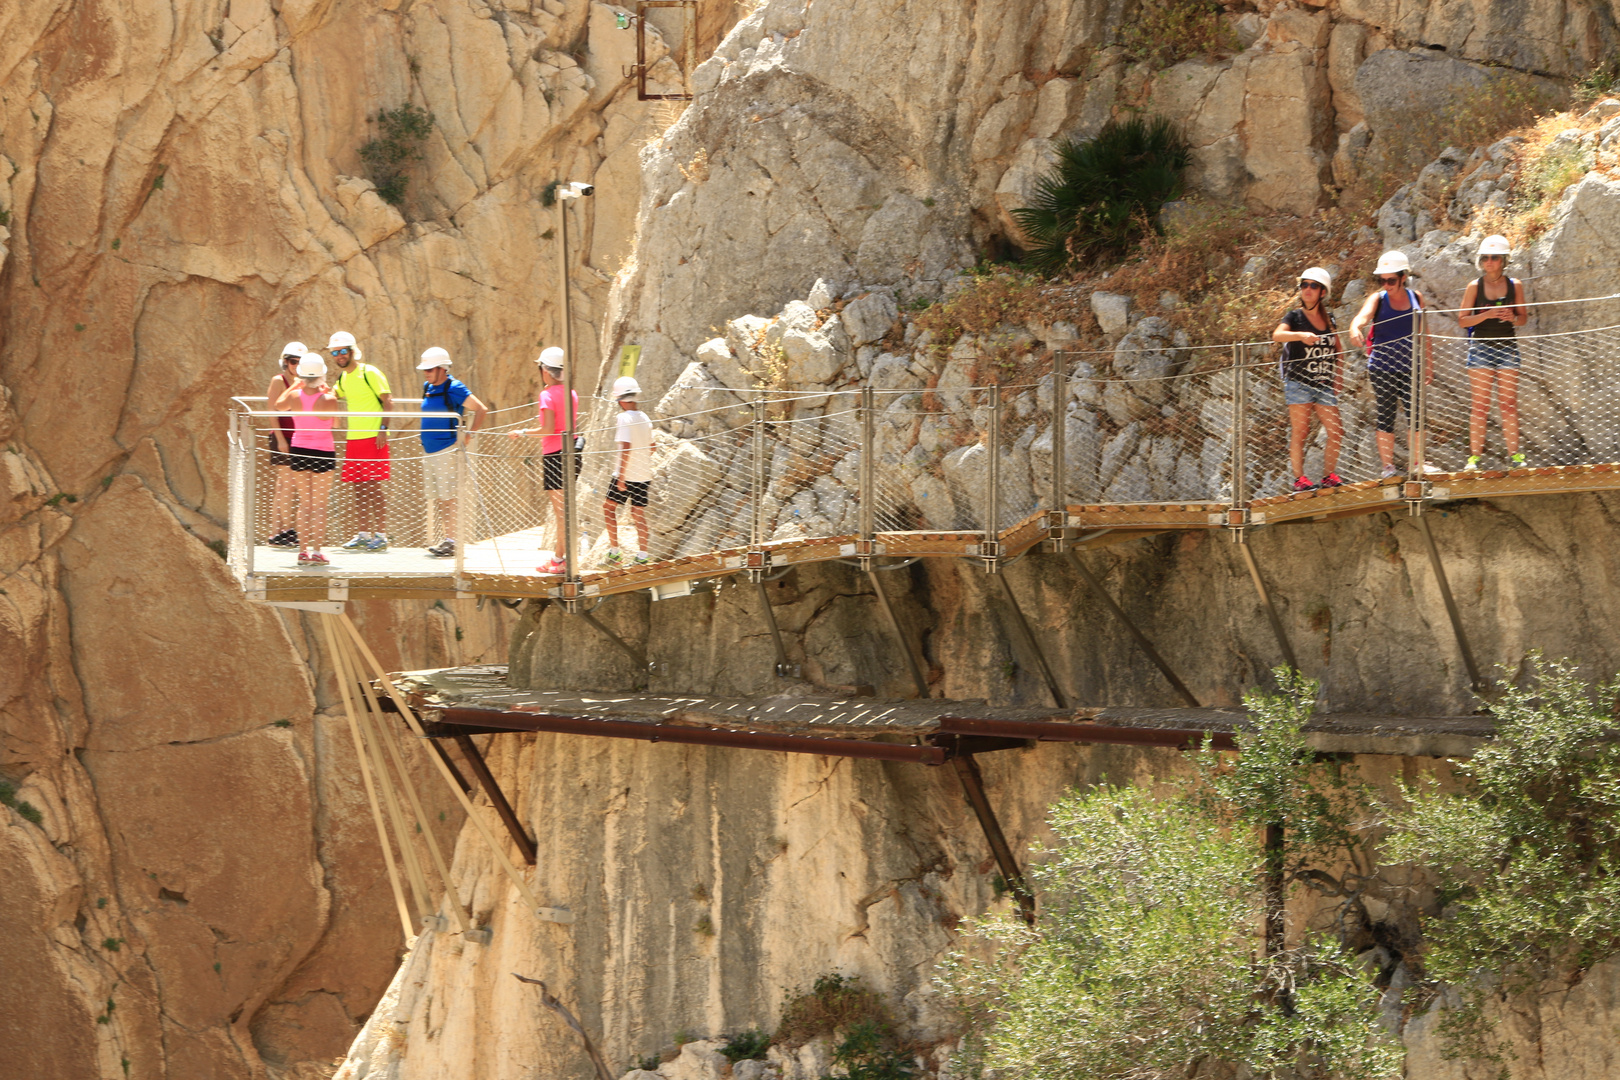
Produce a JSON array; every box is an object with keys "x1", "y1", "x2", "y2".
[
  {"x1": 281, "y1": 354, "x2": 300, "y2": 362},
  {"x1": 1298, "y1": 281, "x2": 1325, "y2": 291},
  {"x1": 330, "y1": 348, "x2": 353, "y2": 356},
  {"x1": 1377, "y1": 275, "x2": 1403, "y2": 286},
  {"x1": 1480, "y1": 254, "x2": 1505, "y2": 262}
]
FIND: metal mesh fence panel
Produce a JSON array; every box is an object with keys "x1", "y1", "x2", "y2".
[
  {"x1": 758, "y1": 394, "x2": 863, "y2": 544},
  {"x1": 1425, "y1": 323, "x2": 1620, "y2": 469}
]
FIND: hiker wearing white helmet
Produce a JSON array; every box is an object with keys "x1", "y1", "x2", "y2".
[
  {"x1": 1349, "y1": 250, "x2": 1435, "y2": 478},
  {"x1": 601, "y1": 375, "x2": 654, "y2": 567},
  {"x1": 1272, "y1": 268, "x2": 1345, "y2": 492},
  {"x1": 273, "y1": 353, "x2": 343, "y2": 565},
  {"x1": 1458, "y1": 235, "x2": 1528, "y2": 469},
  {"x1": 264, "y1": 340, "x2": 308, "y2": 547},
  {"x1": 416, "y1": 347, "x2": 489, "y2": 558},
  {"x1": 327, "y1": 330, "x2": 395, "y2": 552},
  {"x1": 509, "y1": 346, "x2": 580, "y2": 574}
]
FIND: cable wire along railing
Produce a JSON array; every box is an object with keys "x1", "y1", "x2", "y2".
[{"x1": 225, "y1": 295, "x2": 1620, "y2": 601}]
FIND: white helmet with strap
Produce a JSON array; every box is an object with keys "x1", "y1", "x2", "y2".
[
  {"x1": 1374, "y1": 250, "x2": 1410, "y2": 276},
  {"x1": 1298, "y1": 266, "x2": 1332, "y2": 292},
  {"x1": 1477, "y1": 234, "x2": 1511, "y2": 267}
]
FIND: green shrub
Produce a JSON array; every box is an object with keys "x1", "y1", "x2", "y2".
[
  {"x1": 1120, "y1": 0, "x2": 1238, "y2": 68},
  {"x1": 718, "y1": 1029, "x2": 770, "y2": 1062},
  {"x1": 1012, "y1": 117, "x2": 1190, "y2": 273},
  {"x1": 943, "y1": 672, "x2": 1401, "y2": 1080},
  {"x1": 1386, "y1": 655, "x2": 1620, "y2": 1067},
  {"x1": 359, "y1": 104, "x2": 434, "y2": 206},
  {"x1": 774, "y1": 973, "x2": 888, "y2": 1047}
]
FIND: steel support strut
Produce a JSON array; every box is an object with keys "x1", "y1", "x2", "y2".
[
  {"x1": 452, "y1": 734, "x2": 539, "y2": 866},
  {"x1": 991, "y1": 572, "x2": 1067, "y2": 708},
  {"x1": 1415, "y1": 514, "x2": 1486, "y2": 692},
  {"x1": 866, "y1": 569, "x2": 930, "y2": 698},
  {"x1": 755, "y1": 578, "x2": 795, "y2": 678},
  {"x1": 1237, "y1": 539, "x2": 1299, "y2": 672},
  {"x1": 1065, "y1": 549, "x2": 1201, "y2": 708},
  {"x1": 952, "y1": 754, "x2": 1035, "y2": 925}
]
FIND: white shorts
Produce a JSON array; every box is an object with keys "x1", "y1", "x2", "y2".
[{"x1": 423, "y1": 445, "x2": 458, "y2": 501}]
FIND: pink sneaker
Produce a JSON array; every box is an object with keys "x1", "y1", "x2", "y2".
[
  {"x1": 537, "y1": 558, "x2": 567, "y2": 575},
  {"x1": 307, "y1": 551, "x2": 330, "y2": 566}
]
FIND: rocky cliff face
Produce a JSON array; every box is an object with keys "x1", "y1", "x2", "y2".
[{"x1": 0, "y1": 1, "x2": 746, "y2": 1077}]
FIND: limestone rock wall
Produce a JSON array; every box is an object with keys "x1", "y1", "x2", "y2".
[{"x1": 0, "y1": 1, "x2": 743, "y2": 1077}]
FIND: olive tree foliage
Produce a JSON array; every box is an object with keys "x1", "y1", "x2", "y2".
[
  {"x1": 941, "y1": 672, "x2": 1402, "y2": 1080},
  {"x1": 1386, "y1": 656, "x2": 1620, "y2": 1068}
]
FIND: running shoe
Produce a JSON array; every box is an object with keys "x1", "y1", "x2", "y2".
[
  {"x1": 426, "y1": 540, "x2": 454, "y2": 558},
  {"x1": 602, "y1": 549, "x2": 624, "y2": 567},
  {"x1": 268, "y1": 529, "x2": 298, "y2": 547},
  {"x1": 362, "y1": 534, "x2": 389, "y2": 553},
  {"x1": 1381, "y1": 466, "x2": 1400, "y2": 480},
  {"x1": 1510, "y1": 453, "x2": 1527, "y2": 467},
  {"x1": 307, "y1": 551, "x2": 330, "y2": 566},
  {"x1": 1420, "y1": 461, "x2": 1442, "y2": 475},
  {"x1": 1319, "y1": 473, "x2": 1344, "y2": 488},
  {"x1": 1291, "y1": 476, "x2": 1317, "y2": 493},
  {"x1": 297, "y1": 551, "x2": 312, "y2": 565},
  {"x1": 537, "y1": 558, "x2": 567, "y2": 575},
  {"x1": 1464, "y1": 455, "x2": 1482, "y2": 471},
  {"x1": 632, "y1": 553, "x2": 651, "y2": 565},
  {"x1": 340, "y1": 534, "x2": 369, "y2": 550}
]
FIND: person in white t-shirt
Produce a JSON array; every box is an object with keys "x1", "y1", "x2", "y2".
[{"x1": 601, "y1": 376, "x2": 654, "y2": 566}]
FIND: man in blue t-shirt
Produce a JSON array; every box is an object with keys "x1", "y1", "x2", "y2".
[{"x1": 417, "y1": 347, "x2": 489, "y2": 557}]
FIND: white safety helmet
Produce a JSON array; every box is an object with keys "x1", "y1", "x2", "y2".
[
  {"x1": 1298, "y1": 266, "x2": 1332, "y2": 292},
  {"x1": 328, "y1": 330, "x2": 358, "y2": 350},
  {"x1": 1374, "y1": 250, "x2": 1411, "y2": 277},
  {"x1": 1477, "y1": 234, "x2": 1512, "y2": 266},
  {"x1": 536, "y1": 346, "x2": 565, "y2": 372},
  {"x1": 417, "y1": 346, "x2": 452, "y2": 370},
  {"x1": 296, "y1": 353, "x2": 327, "y2": 379},
  {"x1": 611, "y1": 376, "x2": 641, "y2": 400},
  {"x1": 281, "y1": 341, "x2": 309, "y2": 360}
]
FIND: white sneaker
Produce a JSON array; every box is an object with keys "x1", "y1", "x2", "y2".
[
  {"x1": 1420, "y1": 461, "x2": 1442, "y2": 475},
  {"x1": 1381, "y1": 466, "x2": 1399, "y2": 479}
]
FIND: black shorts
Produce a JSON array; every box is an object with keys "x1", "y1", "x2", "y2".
[
  {"x1": 606, "y1": 479, "x2": 650, "y2": 507},
  {"x1": 541, "y1": 449, "x2": 582, "y2": 490},
  {"x1": 1369, "y1": 368, "x2": 1414, "y2": 434},
  {"x1": 269, "y1": 450, "x2": 295, "y2": 468},
  {"x1": 288, "y1": 448, "x2": 337, "y2": 473}
]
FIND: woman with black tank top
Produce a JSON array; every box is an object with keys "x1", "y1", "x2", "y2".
[
  {"x1": 1272, "y1": 267, "x2": 1345, "y2": 492},
  {"x1": 1457, "y1": 234, "x2": 1527, "y2": 469}
]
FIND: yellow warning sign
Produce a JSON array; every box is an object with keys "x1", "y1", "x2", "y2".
[{"x1": 618, "y1": 345, "x2": 641, "y2": 378}]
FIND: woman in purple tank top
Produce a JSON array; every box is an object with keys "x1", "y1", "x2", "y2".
[
  {"x1": 1349, "y1": 250, "x2": 1435, "y2": 478},
  {"x1": 276, "y1": 353, "x2": 343, "y2": 565}
]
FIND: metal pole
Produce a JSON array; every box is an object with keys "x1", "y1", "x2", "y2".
[
  {"x1": 1415, "y1": 514, "x2": 1486, "y2": 692},
  {"x1": 751, "y1": 394, "x2": 767, "y2": 549},
  {"x1": 241, "y1": 410, "x2": 258, "y2": 577},
  {"x1": 451, "y1": 734, "x2": 539, "y2": 866},
  {"x1": 1065, "y1": 548, "x2": 1201, "y2": 708},
  {"x1": 984, "y1": 389, "x2": 1001, "y2": 568},
  {"x1": 1409, "y1": 310, "x2": 1424, "y2": 478},
  {"x1": 992, "y1": 572, "x2": 1067, "y2": 709},
  {"x1": 754, "y1": 578, "x2": 793, "y2": 678},
  {"x1": 1051, "y1": 353, "x2": 1067, "y2": 514},
  {"x1": 866, "y1": 568, "x2": 929, "y2": 698},
  {"x1": 1231, "y1": 343, "x2": 1248, "y2": 508},
  {"x1": 858, "y1": 386, "x2": 875, "y2": 543},
  {"x1": 454, "y1": 425, "x2": 468, "y2": 582},
  {"x1": 952, "y1": 754, "x2": 1035, "y2": 925},
  {"x1": 559, "y1": 193, "x2": 579, "y2": 582},
  {"x1": 1237, "y1": 540, "x2": 1298, "y2": 672}
]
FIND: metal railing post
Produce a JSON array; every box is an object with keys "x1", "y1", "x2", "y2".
[
  {"x1": 454, "y1": 427, "x2": 468, "y2": 584},
  {"x1": 983, "y1": 388, "x2": 1002, "y2": 571},
  {"x1": 746, "y1": 392, "x2": 770, "y2": 581},
  {"x1": 241, "y1": 409, "x2": 258, "y2": 577},
  {"x1": 1228, "y1": 344, "x2": 1248, "y2": 540},
  {"x1": 1048, "y1": 353, "x2": 1068, "y2": 550},
  {"x1": 858, "y1": 385, "x2": 876, "y2": 569},
  {"x1": 1408, "y1": 310, "x2": 1424, "y2": 480}
]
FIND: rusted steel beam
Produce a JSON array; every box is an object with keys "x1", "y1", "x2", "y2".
[
  {"x1": 953, "y1": 754, "x2": 1036, "y2": 925},
  {"x1": 430, "y1": 705, "x2": 949, "y2": 765},
  {"x1": 452, "y1": 734, "x2": 538, "y2": 867},
  {"x1": 937, "y1": 716, "x2": 1236, "y2": 751},
  {"x1": 427, "y1": 738, "x2": 472, "y2": 794}
]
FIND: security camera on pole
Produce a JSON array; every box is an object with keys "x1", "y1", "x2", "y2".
[{"x1": 555, "y1": 180, "x2": 593, "y2": 590}]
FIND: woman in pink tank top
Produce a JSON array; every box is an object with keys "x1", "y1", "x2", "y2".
[{"x1": 276, "y1": 354, "x2": 343, "y2": 565}]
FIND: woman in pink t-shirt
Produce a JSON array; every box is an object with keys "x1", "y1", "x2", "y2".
[
  {"x1": 509, "y1": 348, "x2": 580, "y2": 574},
  {"x1": 276, "y1": 354, "x2": 343, "y2": 565}
]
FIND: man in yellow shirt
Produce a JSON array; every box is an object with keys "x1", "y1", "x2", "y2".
[{"x1": 328, "y1": 330, "x2": 394, "y2": 552}]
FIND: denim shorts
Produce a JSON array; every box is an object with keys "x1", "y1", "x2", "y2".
[
  {"x1": 1466, "y1": 339, "x2": 1521, "y2": 369},
  {"x1": 1283, "y1": 378, "x2": 1338, "y2": 407}
]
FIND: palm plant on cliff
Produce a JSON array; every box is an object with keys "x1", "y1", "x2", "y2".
[{"x1": 1012, "y1": 116, "x2": 1191, "y2": 273}]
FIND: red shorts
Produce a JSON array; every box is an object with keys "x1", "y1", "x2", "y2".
[{"x1": 340, "y1": 437, "x2": 392, "y2": 482}]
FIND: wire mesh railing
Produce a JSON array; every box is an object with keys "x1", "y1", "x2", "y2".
[{"x1": 224, "y1": 296, "x2": 1620, "y2": 592}]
